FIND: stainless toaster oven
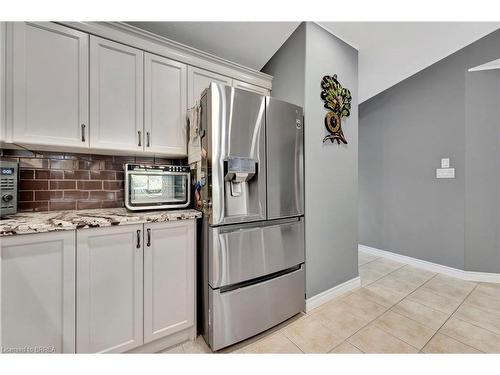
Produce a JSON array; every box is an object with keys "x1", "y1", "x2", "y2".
[
  {"x1": 124, "y1": 164, "x2": 190, "y2": 211},
  {"x1": 0, "y1": 161, "x2": 18, "y2": 217}
]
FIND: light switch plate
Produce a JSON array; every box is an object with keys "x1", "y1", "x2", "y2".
[
  {"x1": 436, "y1": 168, "x2": 455, "y2": 178},
  {"x1": 441, "y1": 158, "x2": 450, "y2": 168}
]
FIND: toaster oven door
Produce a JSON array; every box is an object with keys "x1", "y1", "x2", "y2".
[{"x1": 126, "y1": 172, "x2": 190, "y2": 210}]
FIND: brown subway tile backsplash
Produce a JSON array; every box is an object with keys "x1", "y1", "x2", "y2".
[
  {"x1": 34, "y1": 170, "x2": 51, "y2": 180},
  {"x1": 19, "y1": 201, "x2": 49, "y2": 212},
  {"x1": 19, "y1": 180, "x2": 49, "y2": 191},
  {"x1": 20, "y1": 169, "x2": 34, "y2": 179},
  {"x1": 64, "y1": 170, "x2": 90, "y2": 180},
  {"x1": 50, "y1": 180, "x2": 76, "y2": 190},
  {"x1": 19, "y1": 191, "x2": 34, "y2": 202},
  {"x1": 34, "y1": 191, "x2": 53, "y2": 201},
  {"x1": 77, "y1": 180, "x2": 103, "y2": 190},
  {"x1": 1, "y1": 149, "x2": 183, "y2": 212},
  {"x1": 49, "y1": 200, "x2": 77, "y2": 211}
]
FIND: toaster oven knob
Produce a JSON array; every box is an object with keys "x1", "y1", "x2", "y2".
[{"x1": 2, "y1": 193, "x2": 14, "y2": 202}]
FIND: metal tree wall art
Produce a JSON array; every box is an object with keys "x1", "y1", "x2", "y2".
[{"x1": 320, "y1": 74, "x2": 352, "y2": 144}]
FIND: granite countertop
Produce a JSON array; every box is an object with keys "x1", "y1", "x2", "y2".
[{"x1": 0, "y1": 208, "x2": 202, "y2": 237}]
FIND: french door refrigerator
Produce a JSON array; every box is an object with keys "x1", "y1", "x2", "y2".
[{"x1": 198, "y1": 83, "x2": 304, "y2": 351}]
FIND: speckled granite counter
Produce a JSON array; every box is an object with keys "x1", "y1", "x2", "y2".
[{"x1": 0, "y1": 208, "x2": 202, "y2": 237}]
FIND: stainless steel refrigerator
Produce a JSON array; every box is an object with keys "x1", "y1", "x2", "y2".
[{"x1": 198, "y1": 83, "x2": 305, "y2": 351}]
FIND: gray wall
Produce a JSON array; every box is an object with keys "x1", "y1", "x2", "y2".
[
  {"x1": 262, "y1": 23, "x2": 305, "y2": 108},
  {"x1": 264, "y1": 22, "x2": 359, "y2": 298},
  {"x1": 303, "y1": 23, "x2": 359, "y2": 297},
  {"x1": 359, "y1": 29, "x2": 500, "y2": 273},
  {"x1": 465, "y1": 70, "x2": 500, "y2": 273}
]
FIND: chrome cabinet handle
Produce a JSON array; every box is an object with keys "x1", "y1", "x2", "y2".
[
  {"x1": 81, "y1": 124, "x2": 86, "y2": 142},
  {"x1": 138, "y1": 130, "x2": 142, "y2": 147},
  {"x1": 146, "y1": 132, "x2": 150, "y2": 147},
  {"x1": 136, "y1": 229, "x2": 141, "y2": 248},
  {"x1": 146, "y1": 228, "x2": 151, "y2": 247}
]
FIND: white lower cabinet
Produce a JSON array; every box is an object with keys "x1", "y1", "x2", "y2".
[
  {"x1": 76, "y1": 220, "x2": 196, "y2": 353},
  {"x1": 76, "y1": 224, "x2": 144, "y2": 353},
  {"x1": 144, "y1": 220, "x2": 195, "y2": 343},
  {"x1": 0, "y1": 231, "x2": 76, "y2": 353}
]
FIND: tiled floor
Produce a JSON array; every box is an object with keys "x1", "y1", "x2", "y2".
[{"x1": 163, "y1": 251, "x2": 500, "y2": 354}]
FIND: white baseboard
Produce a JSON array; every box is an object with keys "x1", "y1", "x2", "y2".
[
  {"x1": 305, "y1": 276, "x2": 361, "y2": 312},
  {"x1": 359, "y1": 244, "x2": 500, "y2": 284}
]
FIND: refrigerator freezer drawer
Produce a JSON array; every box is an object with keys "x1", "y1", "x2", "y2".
[
  {"x1": 209, "y1": 265, "x2": 305, "y2": 351},
  {"x1": 209, "y1": 217, "x2": 305, "y2": 288}
]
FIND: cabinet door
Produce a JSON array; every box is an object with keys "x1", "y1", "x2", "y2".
[
  {"x1": 1, "y1": 231, "x2": 76, "y2": 353},
  {"x1": 144, "y1": 220, "x2": 195, "y2": 344},
  {"x1": 76, "y1": 225, "x2": 143, "y2": 353},
  {"x1": 90, "y1": 36, "x2": 143, "y2": 152},
  {"x1": 187, "y1": 66, "x2": 232, "y2": 107},
  {"x1": 144, "y1": 53, "x2": 187, "y2": 157},
  {"x1": 10, "y1": 22, "x2": 89, "y2": 147},
  {"x1": 233, "y1": 80, "x2": 270, "y2": 96},
  {"x1": 1, "y1": 22, "x2": 6, "y2": 143}
]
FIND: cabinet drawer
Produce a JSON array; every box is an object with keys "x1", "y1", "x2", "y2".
[
  {"x1": 209, "y1": 265, "x2": 305, "y2": 351},
  {"x1": 209, "y1": 217, "x2": 304, "y2": 288}
]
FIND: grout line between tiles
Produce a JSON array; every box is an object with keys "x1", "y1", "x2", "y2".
[
  {"x1": 418, "y1": 282, "x2": 482, "y2": 352},
  {"x1": 370, "y1": 308, "x2": 435, "y2": 351}
]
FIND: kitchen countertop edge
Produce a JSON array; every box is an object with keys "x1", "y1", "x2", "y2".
[{"x1": 0, "y1": 208, "x2": 202, "y2": 237}]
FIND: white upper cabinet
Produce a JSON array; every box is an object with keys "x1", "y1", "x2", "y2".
[
  {"x1": 144, "y1": 53, "x2": 187, "y2": 157},
  {"x1": 233, "y1": 80, "x2": 270, "y2": 96},
  {"x1": 10, "y1": 22, "x2": 89, "y2": 147},
  {"x1": 1, "y1": 22, "x2": 6, "y2": 143},
  {"x1": 1, "y1": 231, "x2": 76, "y2": 353},
  {"x1": 76, "y1": 225, "x2": 144, "y2": 353},
  {"x1": 187, "y1": 66, "x2": 232, "y2": 107},
  {"x1": 143, "y1": 221, "x2": 195, "y2": 344},
  {"x1": 90, "y1": 36, "x2": 144, "y2": 153},
  {"x1": 2, "y1": 22, "x2": 272, "y2": 155}
]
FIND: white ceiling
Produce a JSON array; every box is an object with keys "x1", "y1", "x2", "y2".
[
  {"x1": 127, "y1": 22, "x2": 300, "y2": 71},
  {"x1": 319, "y1": 22, "x2": 500, "y2": 102},
  {"x1": 127, "y1": 22, "x2": 500, "y2": 102}
]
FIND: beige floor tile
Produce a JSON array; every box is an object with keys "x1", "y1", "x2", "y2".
[
  {"x1": 391, "y1": 299, "x2": 450, "y2": 330},
  {"x1": 422, "y1": 333, "x2": 481, "y2": 353},
  {"x1": 160, "y1": 344, "x2": 185, "y2": 353},
  {"x1": 407, "y1": 286, "x2": 463, "y2": 314},
  {"x1": 348, "y1": 324, "x2": 418, "y2": 353},
  {"x1": 372, "y1": 310, "x2": 436, "y2": 349},
  {"x1": 354, "y1": 284, "x2": 406, "y2": 308},
  {"x1": 374, "y1": 257, "x2": 405, "y2": 269},
  {"x1": 371, "y1": 274, "x2": 421, "y2": 296},
  {"x1": 330, "y1": 341, "x2": 363, "y2": 353},
  {"x1": 365, "y1": 258, "x2": 404, "y2": 274},
  {"x1": 341, "y1": 292, "x2": 388, "y2": 320},
  {"x1": 359, "y1": 264, "x2": 388, "y2": 286},
  {"x1": 311, "y1": 300, "x2": 374, "y2": 340},
  {"x1": 476, "y1": 282, "x2": 500, "y2": 299},
  {"x1": 389, "y1": 266, "x2": 436, "y2": 287},
  {"x1": 440, "y1": 317, "x2": 500, "y2": 353},
  {"x1": 423, "y1": 274, "x2": 476, "y2": 300},
  {"x1": 359, "y1": 252, "x2": 379, "y2": 266},
  {"x1": 241, "y1": 332, "x2": 302, "y2": 353},
  {"x1": 219, "y1": 313, "x2": 305, "y2": 353},
  {"x1": 465, "y1": 289, "x2": 500, "y2": 314},
  {"x1": 453, "y1": 303, "x2": 500, "y2": 334},
  {"x1": 182, "y1": 336, "x2": 212, "y2": 353},
  {"x1": 282, "y1": 315, "x2": 343, "y2": 353}
]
